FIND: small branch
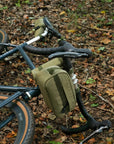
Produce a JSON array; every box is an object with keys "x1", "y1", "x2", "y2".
[
  {"x1": 78, "y1": 23, "x2": 114, "y2": 33},
  {"x1": 79, "y1": 84, "x2": 114, "y2": 110},
  {"x1": 97, "y1": 107, "x2": 114, "y2": 115},
  {"x1": 70, "y1": 136, "x2": 76, "y2": 143},
  {"x1": 76, "y1": 43, "x2": 103, "y2": 47}
]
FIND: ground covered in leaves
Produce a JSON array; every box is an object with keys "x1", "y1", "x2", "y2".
[{"x1": 0, "y1": 0, "x2": 114, "y2": 144}]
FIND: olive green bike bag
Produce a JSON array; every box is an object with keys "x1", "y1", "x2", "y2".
[{"x1": 32, "y1": 64, "x2": 76, "y2": 117}]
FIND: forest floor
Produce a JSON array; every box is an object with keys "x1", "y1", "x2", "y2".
[{"x1": 0, "y1": 0, "x2": 114, "y2": 144}]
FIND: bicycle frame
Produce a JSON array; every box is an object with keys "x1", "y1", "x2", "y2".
[
  {"x1": 0, "y1": 29, "x2": 49, "y2": 129},
  {"x1": 0, "y1": 24, "x2": 112, "y2": 144},
  {"x1": 0, "y1": 29, "x2": 49, "y2": 107}
]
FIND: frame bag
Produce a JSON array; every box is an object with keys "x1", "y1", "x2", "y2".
[{"x1": 32, "y1": 60, "x2": 76, "y2": 117}]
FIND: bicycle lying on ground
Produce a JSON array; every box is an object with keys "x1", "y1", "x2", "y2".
[{"x1": 0, "y1": 17, "x2": 112, "y2": 144}]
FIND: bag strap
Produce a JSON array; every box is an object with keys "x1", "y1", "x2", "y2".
[{"x1": 32, "y1": 58, "x2": 63, "y2": 76}]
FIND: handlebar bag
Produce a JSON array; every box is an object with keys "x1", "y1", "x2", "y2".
[{"x1": 32, "y1": 62, "x2": 76, "y2": 117}]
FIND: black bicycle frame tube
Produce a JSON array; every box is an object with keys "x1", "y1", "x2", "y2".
[
  {"x1": 0, "y1": 85, "x2": 37, "y2": 92},
  {"x1": 0, "y1": 113, "x2": 15, "y2": 129},
  {"x1": 0, "y1": 43, "x2": 41, "y2": 100},
  {"x1": 17, "y1": 43, "x2": 35, "y2": 70},
  {"x1": 0, "y1": 47, "x2": 18, "y2": 60},
  {"x1": 0, "y1": 91, "x2": 23, "y2": 108},
  {"x1": 0, "y1": 86, "x2": 41, "y2": 108},
  {"x1": 0, "y1": 43, "x2": 35, "y2": 70}
]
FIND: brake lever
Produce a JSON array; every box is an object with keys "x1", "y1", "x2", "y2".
[
  {"x1": 79, "y1": 126, "x2": 108, "y2": 144},
  {"x1": 43, "y1": 17, "x2": 61, "y2": 38},
  {"x1": 48, "y1": 52, "x2": 88, "y2": 59}
]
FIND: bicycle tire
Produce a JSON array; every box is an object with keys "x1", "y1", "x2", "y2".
[
  {"x1": 0, "y1": 29, "x2": 8, "y2": 53},
  {"x1": 0, "y1": 95, "x2": 35, "y2": 144}
]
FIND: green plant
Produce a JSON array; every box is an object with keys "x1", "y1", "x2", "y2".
[
  {"x1": 105, "y1": 0, "x2": 112, "y2": 2},
  {"x1": 53, "y1": 129, "x2": 59, "y2": 134},
  {"x1": 46, "y1": 125, "x2": 52, "y2": 129},
  {"x1": 91, "y1": 103, "x2": 99, "y2": 107},
  {"x1": 106, "y1": 20, "x2": 113, "y2": 26},
  {"x1": 16, "y1": 0, "x2": 30, "y2": 7},
  {"x1": 16, "y1": 0, "x2": 21, "y2": 7},
  {"x1": 79, "y1": 113, "x2": 84, "y2": 118},
  {"x1": 0, "y1": 6, "x2": 8, "y2": 11},
  {"x1": 67, "y1": 9, "x2": 79, "y2": 28},
  {"x1": 49, "y1": 141, "x2": 62, "y2": 144},
  {"x1": 98, "y1": 47, "x2": 105, "y2": 51},
  {"x1": 23, "y1": 0, "x2": 30, "y2": 4},
  {"x1": 25, "y1": 68, "x2": 31, "y2": 74},
  {"x1": 101, "y1": 0, "x2": 112, "y2": 2},
  {"x1": 89, "y1": 94, "x2": 96, "y2": 101},
  {"x1": 86, "y1": 78, "x2": 96, "y2": 84}
]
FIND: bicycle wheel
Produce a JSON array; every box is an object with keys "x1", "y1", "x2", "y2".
[
  {"x1": 0, "y1": 95, "x2": 35, "y2": 144},
  {"x1": 0, "y1": 29, "x2": 8, "y2": 53}
]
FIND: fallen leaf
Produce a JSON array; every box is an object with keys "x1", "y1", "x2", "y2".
[
  {"x1": 100, "y1": 104, "x2": 106, "y2": 109},
  {"x1": 72, "y1": 124, "x2": 80, "y2": 128},
  {"x1": 54, "y1": 135, "x2": 67, "y2": 143},
  {"x1": 0, "y1": 4, "x2": 3, "y2": 8},
  {"x1": 20, "y1": 80, "x2": 24, "y2": 84},
  {"x1": 6, "y1": 130, "x2": 17, "y2": 138},
  {"x1": 106, "y1": 89, "x2": 114, "y2": 96},
  {"x1": 1, "y1": 137, "x2": 6, "y2": 144},
  {"x1": 77, "y1": 133, "x2": 85, "y2": 140},
  {"x1": 101, "y1": 10, "x2": 106, "y2": 14},
  {"x1": 48, "y1": 113, "x2": 56, "y2": 120},
  {"x1": 66, "y1": 29, "x2": 76, "y2": 33},
  {"x1": 106, "y1": 137, "x2": 113, "y2": 144},
  {"x1": 88, "y1": 138, "x2": 96, "y2": 144},
  {"x1": 60, "y1": 11, "x2": 67, "y2": 16},
  {"x1": 23, "y1": 14, "x2": 29, "y2": 19},
  {"x1": 111, "y1": 96, "x2": 114, "y2": 102},
  {"x1": 79, "y1": 117, "x2": 86, "y2": 123},
  {"x1": 101, "y1": 38, "x2": 111, "y2": 44}
]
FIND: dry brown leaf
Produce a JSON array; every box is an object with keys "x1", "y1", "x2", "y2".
[
  {"x1": 60, "y1": 11, "x2": 67, "y2": 16},
  {"x1": 100, "y1": 104, "x2": 106, "y2": 109},
  {"x1": 54, "y1": 136, "x2": 67, "y2": 143},
  {"x1": 6, "y1": 131, "x2": 17, "y2": 138},
  {"x1": 111, "y1": 96, "x2": 114, "y2": 102},
  {"x1": 106, "y1": 137, "x2": 113, "y2": 144},
  {"x1": 48, "y1": 113, "x2": 56, "y2": 120},
  {"x1": 88, "y1": 138, "x2": 96, "y2": 144},
  {"x1": 101, "y1": 38, "x2": 111, "y2": 44},
  {"x1": 1, "y1": 137, "x2": 6, "y2": 144},
  {"x1": 79, "y1": 117, "x2": 86, "y2": 123},
  {"x1": 106, "y1": 89, "x2": 114, "y2": 96},
  {"x1": 66, "y1": 29, "x2": 77, "y2": 33},
  {"x1": 72, "y1": 124, "x2": 80, "y2": 128}
]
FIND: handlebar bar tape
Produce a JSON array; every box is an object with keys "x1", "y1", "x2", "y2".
[
  {"x1": 59, "y1": 40, "x2": 92, "y2": 57},
  {"x1": 43, "y1": 17, "x2": 61, "y2": 38},
  {"x1": 24, "y1": 45, "x2": 64, "y2": 55}
]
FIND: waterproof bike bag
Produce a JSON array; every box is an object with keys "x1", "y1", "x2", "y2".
[{"x1": 32, "y1": 58, "x2": 76, "y2": 117}]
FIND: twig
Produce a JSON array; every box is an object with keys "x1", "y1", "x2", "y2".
[
  {"x1": 78, "y1": 23, "x2": 114, "y2": 33},
  {"x1": 76, "y1": 43, "x2": 103, "y2": 47},
  {"x1": 70, "y1": 136, "x2": 76, "y2": 143},
  {"x1": 76, "y1": 43, "x2": 114, "y2": 48},
  {"x1": 97, "y1": 107, "x2": 114, "y2": 115},
  {"x1": 78, "y1": 84, "x2": 114, "y2": 110}
]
